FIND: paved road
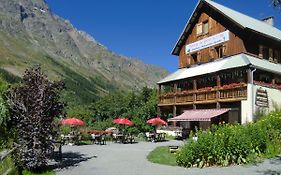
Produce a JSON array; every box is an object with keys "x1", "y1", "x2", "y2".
[{"x1": 55, "y1": 140, "x2": 281, "y2": 175}]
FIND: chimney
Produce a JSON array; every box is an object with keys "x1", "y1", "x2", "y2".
[{"x1": 262, "y1": 16, "x2": 274, "y2": 26}]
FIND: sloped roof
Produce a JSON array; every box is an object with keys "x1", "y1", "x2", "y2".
[
  {"x1": 157, "y1": 53, "x2": 281, "y2": 84},
  {"x1": 172, "y1": 0, "x2": 281, "y2": 55}
]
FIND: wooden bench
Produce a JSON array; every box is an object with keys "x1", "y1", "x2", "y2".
[{"x1": 169, "y1": 146, "x2": 179, "y2": 153}]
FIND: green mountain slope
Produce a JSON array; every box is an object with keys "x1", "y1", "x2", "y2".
[{"x1": 0, "y1": 0, "x2": 169, "y2": 105}]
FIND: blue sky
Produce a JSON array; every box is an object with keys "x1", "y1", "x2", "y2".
[{"x1": 45, "y1": 0, "x2": 281, "y2": 72}]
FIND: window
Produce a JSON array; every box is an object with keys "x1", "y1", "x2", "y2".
[
  {"x1": 191, "y1": 53, "x2": 198, "y2": 64},
  {"x1": 262, "y1": 47, "x2": 269, "y2": 60},
  {"x1": 259, "y1": 45, "x2": 269, "y2": 60},
  {"x1": 196, "y1": 20, "x2": 209, "y2": 36},
  {"x1": 196, "y1": 23, "x2": 203, "y2": 36},
  {"x1": 202, "y1": 21, "x2": 209, "y2": 34},
  {"x1": 274, "y1": 50, "x2": 281, "y2": 63},
  {"x1": 215, "y1": 45, "x2": 224, "y2": 58}
]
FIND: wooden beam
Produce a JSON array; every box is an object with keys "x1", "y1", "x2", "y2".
[
  {"x1": 174, "y1": 83, "x2": 177, "y2": 104},
  {"x1": 193, "y1": 79, "x2": 197, "y2": 103},
  {"x1": 216, "y1": 102, "x2": 221, "y2": 109},
  {"x1": 217, "y1": 75, "x2": 221, "y2": 87},
  {"x1": 193, "y1": 104, "x2": 197, "y2": 109},
  {"x1": 157, "y1": 85, "x2": 161, "y2": 96},
  {"x1": 173, "y1": 105, "x2": 177, "y2": 117},
  {"x1": 157, "y1": 107, "x2": 161, "y2": 118}
]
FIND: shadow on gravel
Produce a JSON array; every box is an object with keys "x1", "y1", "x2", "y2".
[
  {"x1": 256, "y1": 156, "x2": 281, "y2": 175},
  {"x1": 257, "y1": 169, "x2": 281, "y2": 175},
  {"x1": 50, "y1": 152, "x2": 96, "y2": 170},
  {"x1": 269, "y1": 156, "x2": 281, "y2": 165}
]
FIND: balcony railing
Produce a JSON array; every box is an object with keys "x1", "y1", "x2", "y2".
[{"x1": 159, "y1": 84, "x2": 247, "y2": 105}]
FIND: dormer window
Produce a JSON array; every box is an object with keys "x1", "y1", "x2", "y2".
[{"x1": 196, "y1": 20, "x2": 209, "y2": 36}]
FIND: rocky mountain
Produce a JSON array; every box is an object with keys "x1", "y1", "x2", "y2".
[{"x1": 0, "y1": 0, "x2": 168, "y2": 104}]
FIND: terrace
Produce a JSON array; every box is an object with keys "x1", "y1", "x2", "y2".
[
  {"x1": 159, "y1": 82, "x2": 247, "y2": 106},
  {"x1": 158, "y1": 53, "x2": 281, "y2": 107}
]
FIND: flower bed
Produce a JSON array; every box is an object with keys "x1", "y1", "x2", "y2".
[
  {"x1": 254, "y1": 80, "x2": 281, "y2": 90},
  {"x1": 176, "y1": 111, "x2": 281, "y2": 168},
  {"x1": 220, "y1": 82, "x2": 246, "y2": 90}
]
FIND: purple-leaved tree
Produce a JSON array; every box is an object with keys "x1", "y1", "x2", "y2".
[{"x1": 7, "y1": 66, "x2": 65, "y2": 171}]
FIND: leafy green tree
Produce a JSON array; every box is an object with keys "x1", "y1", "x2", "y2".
[
  {"x1": 7, "y1": 66, "x2": 65, "y2": 171},
  {"x1": 0, "y1": 78, "x2": 9, "y2": 148},
  {"x1": 89, "y1": 87, "x2": 158, "y2": 133},
  {"x1": 66, "y1": 105, "x2": 94, "y2": 127}
]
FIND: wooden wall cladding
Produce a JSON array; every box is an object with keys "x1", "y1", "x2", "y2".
[{"x1": 178, "y1": 12, "x2": 246, "y2": 68}]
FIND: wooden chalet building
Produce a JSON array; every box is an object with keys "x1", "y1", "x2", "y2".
[{"x1": 157, "y1": 0, "x2": 281, "y2": 131}]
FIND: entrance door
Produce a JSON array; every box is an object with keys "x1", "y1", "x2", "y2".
[{"x1": 190, "y1": 121, "x2": 199, "y2": 132}]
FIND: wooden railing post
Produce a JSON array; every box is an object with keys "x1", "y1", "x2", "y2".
[
  {"x1": 193, "y1": 79, "x2": 197, "y2": 102},
  {"x1": 216, "y1": 75, "x2": 221, "y2": 108},
  {"x1": 174, "y1": 83, "x2": 177, "y2": 104},
  {"x1": 157, "y1": 84, "x2": 162, "y2": 104}
]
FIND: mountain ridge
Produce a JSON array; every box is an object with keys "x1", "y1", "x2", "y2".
[{"x1": 0, "y1": 0, "x2": 169, "y2": 104}]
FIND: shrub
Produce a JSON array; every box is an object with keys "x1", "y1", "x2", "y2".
[{"x1": 177, "y1": 112, "x2": 281, "y2": 168}]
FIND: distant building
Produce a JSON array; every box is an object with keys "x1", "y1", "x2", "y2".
[{"x1": 157, "y1": 0, "x2": 281, "y2": 131}]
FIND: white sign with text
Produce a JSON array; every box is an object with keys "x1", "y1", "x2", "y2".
[{"x1": 185, "y1": 30, "x2": 229, "y2": 54}]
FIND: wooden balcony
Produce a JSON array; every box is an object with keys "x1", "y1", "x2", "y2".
[{"x1": 158, "y1": 85, "x2": 247, "y2": 106}]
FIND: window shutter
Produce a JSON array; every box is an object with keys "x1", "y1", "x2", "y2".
[{"x1": 196, "y1": 22, "x2": 203, "y2": 36}]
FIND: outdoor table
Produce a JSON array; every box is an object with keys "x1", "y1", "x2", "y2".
[
  {"x1": 149, "y1": 133, "x2": 157, "y2": 142},
  {"x1": 94, "y1": 134, "x2": 101, "y2": 144}
]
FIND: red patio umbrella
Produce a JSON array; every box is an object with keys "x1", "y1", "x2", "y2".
[
  {"x1": 61, "y1": 118, "x2": 85, "y2": 126},
  {"x1": 113, "y1": 118, "x2": 134, "y2": 126},
  {"x1": 147, "y1": 117, "x2": 167, "y2": 125}
]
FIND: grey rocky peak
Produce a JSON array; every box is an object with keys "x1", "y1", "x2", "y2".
[{"x1": 0, "y1": 0, "x2": 168, "y2": 100}]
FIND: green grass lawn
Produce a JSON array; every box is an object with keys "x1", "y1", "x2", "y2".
[
  {"x1": 147, "y1": 146, "x2": 178, "y2": 166},
  {"x1": 22, "y1": 170, "x2": 55, "y2": 175},
  {"x1": 0, "y1": 155, "x2": 55, "y2": 175}
]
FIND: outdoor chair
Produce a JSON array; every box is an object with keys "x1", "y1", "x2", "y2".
[
  {"x1": 49, "y1": 140, "x2": 63, "y2": 161},
  {"x1": 99, "y1": 134, "x2": 106, "y2": 145},
  {"x1": 91, "y1": 134, "x2": 97, "y2": 144},
  {"x1": 158, "y1": 133, "x2": 166, "y2": 142},
  {"x1": 125, "y1": 134, "x2": 135, "y2": 144},
  {"x1": 145, "y1": 132, "x2": 152, "y2": 142},
  {"x1": 112, "y1": 133, "x2": 118, "y2": 143},
  {"x1": 54, "y1": 141, "x2": 63, "y2": 160},
  {"x1": 175, "y1": 131, "x2": 183, "y2": 140}
]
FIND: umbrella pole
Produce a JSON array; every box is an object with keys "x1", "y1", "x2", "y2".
[{"x1": 119, "y1": 125, "x2": 124, "y2": 143}]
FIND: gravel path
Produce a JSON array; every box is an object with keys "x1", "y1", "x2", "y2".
[{"x1": 55, "y1": 140, "x2": 281, "y2": 175}]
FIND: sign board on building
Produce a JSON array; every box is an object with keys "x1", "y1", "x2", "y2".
[
  {"x1": 185, "y1": 30, "x2": 230, "y2": 54},
  {"x1": 255, "y1": 88, "x2": 269, "y2": 108}
]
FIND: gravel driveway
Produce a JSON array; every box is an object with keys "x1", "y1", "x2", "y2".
[{"x1": 54, "y1": 140, "x2": 281, "y2": 175}]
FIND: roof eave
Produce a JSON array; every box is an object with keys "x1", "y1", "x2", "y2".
[
  {"x1": 171, "y1": 0, "x2": 204, "y2": 56},
  {"x1": 171, "y1": 0, "x2": 246, "y2": 56},
  {"x1": 245, "y1": 28, "x2": 281, "y2": 43}
]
